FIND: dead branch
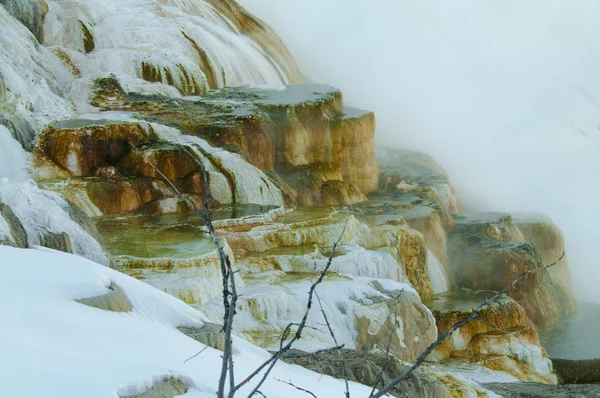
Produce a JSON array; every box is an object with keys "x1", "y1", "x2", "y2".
[
  {"x1": 369, "y1": 292, "x2": 404, "y2": 398},
  {"x1": 184, "y1": 346, "x2": 209, "y2": 364},
  {"x1": 370, "y1": 251, "x2": 566, "y2": 398},
  {"x1": 315, "y1": 290, "x2": 350, "y2": 398},
  {"x1": 139, "y1": 147, "x2": 238, "y2": 398},
  {"x1": 275, "y1": 378, "x2": 318, "y2": 398},
  {"x1": 235, "y1": 218, "x2": 350, "y2": 398}
]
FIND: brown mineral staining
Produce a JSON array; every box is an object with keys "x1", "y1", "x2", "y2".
[
  {"x1": 90, "y1": 81, "x2": 379, "y2": 206},
  {"x1": 52, "y1": 48, "x2": 82, "y2": 77},
  {"x1": 181, "y1": 31, "x2": 218, "y2": 90},
  {"x1": 35, "y1": 120, "x2": 156, "y2": 177},
  {"x1": 80, "y1": 20, "x2": 95, "y2": 53}
]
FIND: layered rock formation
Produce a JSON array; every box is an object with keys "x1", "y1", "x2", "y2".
[
  {"x1": 90, "y1": 77, "x2": 379, "y2": 206},
  {"x1": 0, "y1": 1, "x2": 584, "y2": 396},
  {"x1": 428, "y1": 290, "x2": 556, "y2": 384},
  {"x1": 448, "y1": 212, "x2": 576, "y2": 326}
]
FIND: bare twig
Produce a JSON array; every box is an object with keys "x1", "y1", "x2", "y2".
[
  {"x1": 369, "y1": 292, "x2": 404, "y2": 398},
  {"x1": 315, "y1": 290, "x2": 350, "y2": 398},
  {"x1": 184, "y1": 346, "x2": 209, "y2": 364},
  {"x1": 137, "y1": 144, "x2": 239, "y2": 398},
  {"x1": 370, "y1": 251, "x2": 566, "y2": 398},
  {"x1": 275, "y1": 378, "x2": 318, "y2": 398}
]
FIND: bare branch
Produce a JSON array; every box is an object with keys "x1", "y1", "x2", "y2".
[
  {"x1": 315, "y1": 290, "x2": 350, "y2": 398},
  {"x1": 274, "y1": 379, "x2": 318, "y2": 398},
  {"x1": 370, "y1": 251, "x2": 566, "y2": 398},
  {"x1": 136, "y1": 144, "x2": 239, "y2": 398},
  {"x1": 235, "y1": 217, "x2": 350, "y2": 397},
  {"x1": 369, "y1": 292, "x2": 404, "y2": 398},
  {"x1": 184, "y1": 346, "x2": 209, "y2": 364}
]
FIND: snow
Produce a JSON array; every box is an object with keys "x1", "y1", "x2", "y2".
[
  {"x1": 206, "y1": 275, "x2": 422, "y2": 354},
  {"x1": 0, "y1": 245, "x2": 379, "y2": 397},
  {"x1": 0, "y1": 125, "x2": 29, "y2": 181},
  {"x1": 0, "y1": 180, "x2": 110, "y2": 265}
]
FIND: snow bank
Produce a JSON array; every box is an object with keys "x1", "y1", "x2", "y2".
[{"x1": 0, "y1": 245, "x2": 377, "y2": 397}]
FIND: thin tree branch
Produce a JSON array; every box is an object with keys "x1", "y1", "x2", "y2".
[
  {"x1": 370, "y1": 251, "x2": 566, "y2": 398},
  {"x1": 369, "y1": 292, "x2": 404, "y2": 398},
  {"x1": 184, "y1": 346, "x2": 209, "y2": 364},
  {"x1": 315, "y1": 290, "x2": 350, "y2": 398},
  {"x1": 274, "y1": 379, "x2": 318, "y2": 398},
  {"x1": 136, "y1": 143, "x2": 238, "y2": 398},
  {"x1": 235, "y1": 218, "x2": 350, "y2": 397}
]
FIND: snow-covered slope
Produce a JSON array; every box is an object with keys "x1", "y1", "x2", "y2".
[{"x1": 0, "y1": 245, "x2": 375, "y2": 397}]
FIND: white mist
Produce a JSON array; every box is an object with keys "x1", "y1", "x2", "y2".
[{"x1": 241, "y1": 0, "x2": 600, "y2": 303}]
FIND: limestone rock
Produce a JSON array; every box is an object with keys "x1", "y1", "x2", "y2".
[
  {"x1": 35, "y1": 120, "x2": 157, "y2": 178},
  {"x1": 428, "y1": 290, "x2": 530, "y2": 361},
  {"x1": 0, "y1": 201, "x2": 28, "y2": 248},
  {"x1": 210, "y1": 276, "x2": 435, "y2": 363},
  {"x1": 92, "y1": 80, "x2": 379, "y2": 205},
  {"x1": 282, "y1": 349, "x2": 448, "y2": 398},
  {"x1": 448, "y1": 213, "x2": 576, "y2": 326},
  {"x1": 428, "y1": 290, "x2": 556, "y2": 383},
  {"x1": 178, "y1": 323, "x2": 225, "y2": 351},
  {"x1": 376, "y1": 148, "x2": 462, "y2": 218},
  {"x1": 80, "y1": 20, "x2": 95, "y2": 53},
  {"x1": 0, "y1": 73, "x2": 5, "y2": 103},
  {"x1": 514, "y1": 214, "x2": 575, "y2": 304},
  {"x1": 76, "y1": 283, "x2": 132, "y2": 312},
  {"x1": 452, "y1": 212, "x2": 524, "y2": 244},
  {"x1": 120, "y1": 142, "x2": 198, "y2": 181},
  {"x1": 450, "y1": 239, "x2": 574, "y2": 326},
  {"x1": 395, "y1": 225, "x2": 433, "y2": 301},
  {"x1": 320, "y1": 180, "x2": 367, "y2": 206},
  {"x1": 354, "y1": 281, "x2": 437, "y2": 362},
  {"x1": 206, "y1": 0, "x2": 301, "y2": 84},
  {"x1": 119, "y1": 378, "x2": 187, "y2": 398},
  {"x1": 0, "y1": 0, "x2": 44, "y2": 42},
  {"x1": 39, "y1": 229, "x2": 72, "y2": 253}
]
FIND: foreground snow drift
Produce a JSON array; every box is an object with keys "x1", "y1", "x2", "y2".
[{"x1": 0, "y1": 245, "x2": 376, "y2": 397}]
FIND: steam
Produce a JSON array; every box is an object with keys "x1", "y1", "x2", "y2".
[{"x1": 241, "y1": 0, "x2": 600, "y2": 302}]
